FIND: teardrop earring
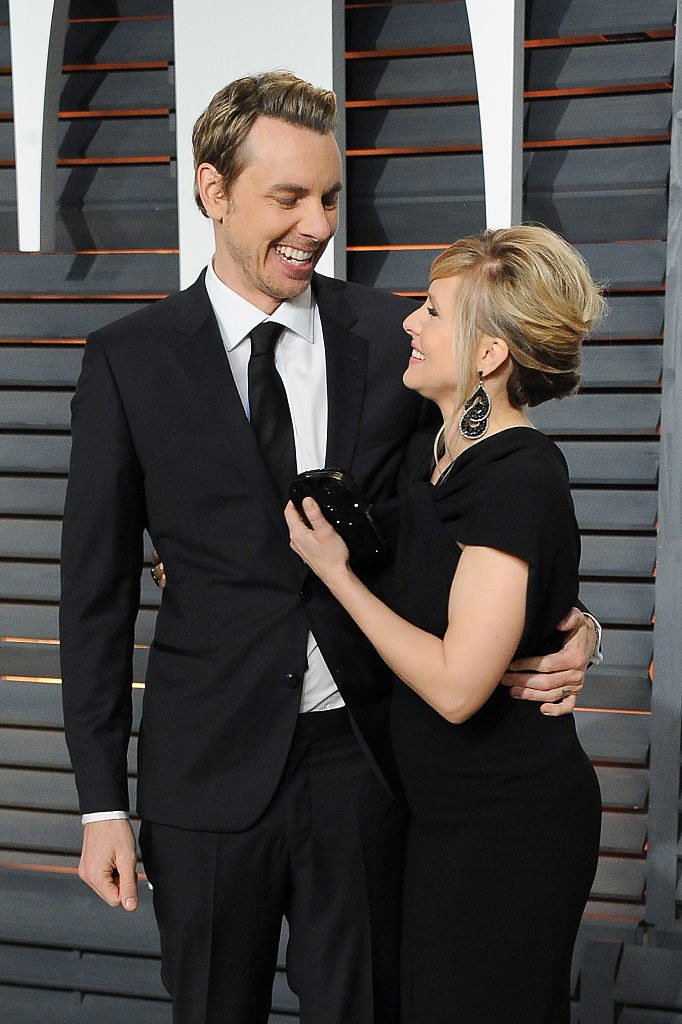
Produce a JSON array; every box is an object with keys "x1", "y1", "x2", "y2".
[{"x1": 459, "y1": 371, "x2": 491, "y2": 439}]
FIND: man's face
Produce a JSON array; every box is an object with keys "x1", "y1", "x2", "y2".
[{"x1": 206, "y1": 116, "x2": 343, "y2": 313}]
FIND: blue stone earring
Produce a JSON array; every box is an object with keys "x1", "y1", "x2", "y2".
[{"x1": 459, "y1": 371, "x2": 490, "y2": 439}]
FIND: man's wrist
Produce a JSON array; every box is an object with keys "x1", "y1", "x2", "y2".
[
  {"x1": 583, "y1": 613, "x2": 603, "y2": 666},
  {"x1": 81, "y1": 810, "x2": 130, "y2": 825}
]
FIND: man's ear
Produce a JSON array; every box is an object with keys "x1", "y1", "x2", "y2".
[{"x1": 196, "y1": 163, "x2": 228, "y2": 222}]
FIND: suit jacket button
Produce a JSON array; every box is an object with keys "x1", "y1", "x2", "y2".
[{"x1": 284, "y1": 672, "x2": 301, "y2": 689}]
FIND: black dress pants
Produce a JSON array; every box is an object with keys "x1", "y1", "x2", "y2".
[{"x1": 139, "y1": 709, "x2": 406, "y2": 1024}]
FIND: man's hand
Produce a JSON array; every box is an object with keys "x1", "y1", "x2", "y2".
[
  {"x1": 79, "y1": 819, "x2": 138, "y2": 911},
  {"x1": 150, "y1": 548, "x2": 166, "y2": 589},
  {"x1": 501, "y1": 607, "x2": 596, "y2": 717}
]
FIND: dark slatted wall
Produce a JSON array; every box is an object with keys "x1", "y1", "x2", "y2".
[
  {"x1": 2, "y1": 0, "x2": 681, "y2": 1020},
  {"x1": 345, "y1": 0, "x2": 682, "y2": 1018}
]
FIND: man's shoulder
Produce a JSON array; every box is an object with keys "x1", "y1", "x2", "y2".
[{"x1": 86, "y1": 272, "x2": 208, "y2": 351}]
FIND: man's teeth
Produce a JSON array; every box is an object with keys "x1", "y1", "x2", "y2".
[
  {"x1": 411, "y1": 348, "x2": 425, "y2": 360},
  {"x1": 276, "y1": 245, "x2": 314, "y2": 263}
]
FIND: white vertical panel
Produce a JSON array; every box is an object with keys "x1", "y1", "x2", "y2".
[
  {"x1": 172, "y1": 0, "x2": 338, "y2": 288},
  {"x1": 466, "y1": 0, "x2": 525, "y2": 229},
  {"x1": 9, "y1": 0, "x2": 69, "y2": 252}
]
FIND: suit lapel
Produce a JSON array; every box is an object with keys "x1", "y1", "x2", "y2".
[
  {"x1": 171, "y1": 272, "x2": 285, "y2": 518},
  {"x1": 314, "y1": 275, "x2": 368, "y2": 470}
]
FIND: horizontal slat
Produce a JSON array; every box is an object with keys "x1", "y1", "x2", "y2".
[
  {"x1": 0, "y1": 477, "x2": 68, "y2": 515},
  {"x1": 0, "y1": 809, "x2": 87, "y2": 856},
  {"x1": 0, "y1": 768, "x2": 121, "y2": 813},
  {"x1": 599, "y1": 812, "x2": 647, "y2": 855},
  {"x1": 0, "y1": 164, "x2": 177, "y2": 208},
  {"x1": 594, "y1": 296, "x2": 665, "y2": 340},
  {"x1": 63, "y1": 19, "x2": 173, "y2": 65},
  {"x1": 347, "y1": 1, "x2": 468, "y2": 52},
  {"x1": 347, "y1": 92, "x2": 671, "y2": 150},
  {"x1": 599, "y1": 629, "x2": 652, "y2": 669},
  {"x1": 0, "y1": 520, "x2": 63, "y2": 559},
  {"x1": 0, "y1": 603, "x2": 157, "y2": 644},
  {"x1": 1, "y1": 642, "x2": 149, "y2": 682},
  {"x1": 0, "y1": 943, "x2": 167, "y2": 1000},
  {"x1": 578, "y1": 581, "x2": 654, "y2": 625},
  {"x1": 525, "y1": 40, "x2": 674, "y2": 92},
  {"x1": 619, "y1": 1010, "x2": 682, "y2": 1023},
  {"x1": 0, "y1": 346, "x2": 84, "y2": 386},
  {"x1": 527, "y1": 0, "x2": 675, "y2": 35},
  {"x1": 0, "y1": 253, "x2": 178, "y2": 298},
  {"x1": 0, "y1": 391, "x2": 73, "y2": 430},
  {"x1": 0, "y1": 69, "x2": 173, "y2": 117},
  {"x1": 615, "y1": 946, "x2": 682, "y2": 1007},
  {"x1": 346, "y1": 40, "x2": 674, "y2": 102},
  {"x1": 0, "y1": 985, "x2": 171, "y2": 1024},
  {"x1": 68, "y1": 0, "x2": 172, "y2": 14},
  {"x1": 0, "y1": 435, "x2": 72, "y2": 473},
  {"x1": 591, "y1": 856, "x2": 646, "y2": 901},
  {"x1": 532, "y1": 394, "x2": 660, "y2": 437},
  {"x1": 0, "y1": 728, "x2": 93, "y2": 771},
  {"x1": 0, "y1": 679, "x2": 143, "y2": 730},
  {"x1": 0, "y1": 303, "x2": 147, "y2": 341},
  {"x1": 575, "y1": 709, "x2": 650, "y2": 764},
  {"x1": 572, "y1": 489, "x2": 658, "y2": 531},
  {"x1": 580, "y1": 345, "x2": 662, "y2": 389},
  {"x1": 347, "y1": 147, "x2": 669, "y2": 245},
  {"x1": 0, "y1": 562, "x2": 160, "y2": 606},
  {"x1": 594, "y1": 766, "x2": 649, "y2": 810},
  {"x1": 0, "y1": 864, "x2": 158, "y2": 952},
  {"x1": 580, "y1": 666, "x2": 651, "y2": 712},
  {"x1": 347, "y1": 241, "x2": 666, "y2": 292},
  {"x1": 0, "y1": 118, "x2": 175, "y2": 163},
  {"x1": 579, "y1": 535, "x2": 656, "y2": 577},
  {"x1": 559, "y1": 441, "x2": 659, "y2": 485}
]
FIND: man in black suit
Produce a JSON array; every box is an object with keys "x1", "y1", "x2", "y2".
[{"x1": 60, "y1": 72, "x2": 597, "y2": 1024}]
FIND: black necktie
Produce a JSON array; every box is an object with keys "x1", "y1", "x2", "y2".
[{"x1": 247, "y1": 321, "x2": 297, "y2": 503}]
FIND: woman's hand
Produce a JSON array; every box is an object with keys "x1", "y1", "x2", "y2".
[{"x1": 284, "y1": 497, "x2": 352, "y2": 586}]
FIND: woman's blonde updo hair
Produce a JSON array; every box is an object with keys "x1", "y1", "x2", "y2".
[{"x1": 430, "y1": 225, "x2": 606, "y2": 412}]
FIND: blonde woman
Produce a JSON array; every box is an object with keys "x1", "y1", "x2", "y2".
[{"x1": 286, "y1": 226, "x2": 603, "y2": 1023}]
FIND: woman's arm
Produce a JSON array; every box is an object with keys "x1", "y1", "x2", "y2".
[{"x1": 285, "y1": 497, "x2": 528, "y2": 723}]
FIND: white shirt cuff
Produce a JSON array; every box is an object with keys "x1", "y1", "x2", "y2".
[
  {"x1": 584, "y1": 613, "x2": 603, "y2": 666},
  {"x1": 81, "y1": 810, "x2": 130, "y2": 825}
]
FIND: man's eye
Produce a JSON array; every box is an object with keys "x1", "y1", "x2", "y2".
[
  {"x1": 323, "y1": 196, "x2": 339, "y2": 210},
  {"x1": 278, "y1": 198, "x2": 297, "y2": 208}
]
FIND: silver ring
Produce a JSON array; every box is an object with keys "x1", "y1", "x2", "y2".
[{"x1": 150, "y1": 567, "x2": 160, "y2": 588}]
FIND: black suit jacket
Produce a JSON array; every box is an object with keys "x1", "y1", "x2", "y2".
[{"x1": 60, "y1": 271, "x2": 423, "y2": 831}]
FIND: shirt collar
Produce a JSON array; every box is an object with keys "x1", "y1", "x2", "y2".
[{"x1": 205, "y1": 258, "x2": 315, "y2": 351}]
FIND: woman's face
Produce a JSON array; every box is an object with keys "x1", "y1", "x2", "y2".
[{"x1": 402, "y1": 276, "x2": 462, "y2": 410}]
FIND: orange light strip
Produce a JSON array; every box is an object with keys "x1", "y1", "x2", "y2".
[
  {"x1": 56, "y1": 156, "x2": 170, "y2": 165},
  {"x1": 2, "y1": 636, "x2": 59, "y2": 644},
  {"x1": 347, "y1": 95, "x2": 478, "y2": 108},
  {"x1": 68, "y1": 14, "x2": 172, "y2": 21},
  {"x1": 0, "y1": 338, "x2": 85, "y2": 344},
  {"x1": 1, "y1": 861, "x2": 150, "y2": 880},
  {"x1": 1, "y1": 294, "x2": 167, "y2": 301},
  {"x1": 2, "y1": 675, "x2": 61, "y2": 684},
  {"x1": 525, "y1": 83, "x2": 672, "y2": 98},
  {"x1": 346, "y1": 44, "x2": 472, "y2": 60},
  {"x1": 59, "y1": 109, "x2": 170, "y2": 118},
  {"x1": 347, "y1": 144, "x2": 481, "y2": 156},
  {"x1": 577, "y1": 707, "x2": 651, "y2": 716},
  {"x1": 348, "y1": 243, "x2": 448, "y2": 251},
  {"x1": 62, "y1": 62, "x2": 169, "y2": 71},
  {"x1": 525, "y1": 134, "x2": 670, "y2": 149}
]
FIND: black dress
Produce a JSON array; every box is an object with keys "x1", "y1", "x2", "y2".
[{"x1": 389, "y1": 427, "x2": 601, "y2": 1024}]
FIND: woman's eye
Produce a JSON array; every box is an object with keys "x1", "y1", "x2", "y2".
[{"x1": 427, "y1": 306, "x2": 438, "y2": 317}]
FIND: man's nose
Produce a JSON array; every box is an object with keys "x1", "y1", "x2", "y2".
[{"x1": 299, "y1": 200, "x2": 336, "y2": 240}]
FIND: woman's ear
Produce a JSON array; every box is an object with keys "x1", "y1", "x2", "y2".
[
  {"x1": 196, "y1": 163, "x2": 228, "y2": 222},
  {"x1": 478, "y1": 335, "x2": 509, "y2": 377}
]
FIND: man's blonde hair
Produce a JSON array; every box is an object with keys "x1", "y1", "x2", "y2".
[{"x1": 192, "y1": 71, "x2": 337, "y2": 216}]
